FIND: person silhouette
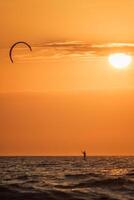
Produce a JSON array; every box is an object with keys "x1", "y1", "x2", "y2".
[{"x1": 82, "y1": 150, "x2": 87, "y2": 160}]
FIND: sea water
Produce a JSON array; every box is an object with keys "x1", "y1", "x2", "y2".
[{"x1": 0, "y1": 156, "x2": 134, "y2": 200}]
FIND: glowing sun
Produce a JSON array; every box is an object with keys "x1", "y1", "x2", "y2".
[{"x1": 108, "y1": 53, "x2": 132, "y2": 69}]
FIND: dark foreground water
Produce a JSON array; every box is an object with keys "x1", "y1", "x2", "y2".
[{"x1": 0, "y1": 156, "x2": 134, "y2": 200}]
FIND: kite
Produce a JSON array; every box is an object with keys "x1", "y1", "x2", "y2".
[{"x1": 9, "y1": 41, "x2": 32, "y2": 63}]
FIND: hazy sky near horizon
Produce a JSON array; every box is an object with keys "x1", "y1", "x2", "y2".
[{"x1": 0, "y1": 0, "x2": 134, "y2": 155}]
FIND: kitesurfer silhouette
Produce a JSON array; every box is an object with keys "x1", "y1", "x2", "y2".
[{"x1": 82, "y1": 150, "x2": 87, "y2": 160}]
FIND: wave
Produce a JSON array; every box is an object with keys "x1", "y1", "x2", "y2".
[
  {"x1": 65, "y1": 172, "x2": 101, "y2": 179},
  {"x1": 55, "y1": 176, "x2": 134, "y2": 190},
  {"x1": 17, "y1": 175, "x2": 29, "y2": 180},
  {"x1": 76, "y1": 177, "x2": 133, "y2": 188},
  {"x1": 126, "y1": 171, "x2": 134, "y2": 176},
  {"x1": 0, "y1": 186, "x2": 120, "y2": 200}
]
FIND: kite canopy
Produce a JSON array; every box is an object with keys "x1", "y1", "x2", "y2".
[{"x1": 9, "y1": 41, "x2": 32, "y2": 63}]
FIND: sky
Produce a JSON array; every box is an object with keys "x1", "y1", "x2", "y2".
[{"x1": 0, "y1": 0, "x2": 134, "y2": 155}]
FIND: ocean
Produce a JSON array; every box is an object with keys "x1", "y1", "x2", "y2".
[{"x1": 0, "y1": 156, "x2": 134, "y2": 200}]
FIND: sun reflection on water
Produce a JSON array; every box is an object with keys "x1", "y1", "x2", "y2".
[{"x1": 109, "y1": 168, "x2": 128, "y2": 176}]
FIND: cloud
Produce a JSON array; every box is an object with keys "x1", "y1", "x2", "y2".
[{"x1": 12, "y1": 41, "x2": 134, "y2": 62}]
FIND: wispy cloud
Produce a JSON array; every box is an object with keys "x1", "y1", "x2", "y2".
[{"x1": 12, "y1": 41, "x2": 134, "y2": 62}]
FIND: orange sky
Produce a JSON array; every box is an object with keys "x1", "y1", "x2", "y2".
[{"x1": 0, "y1": 0, "x2": 134, "y2": 155}]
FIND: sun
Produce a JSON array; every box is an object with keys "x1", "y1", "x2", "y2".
[{"x1": 108, "y1": 53, "x2": 132, "y2": 69}]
